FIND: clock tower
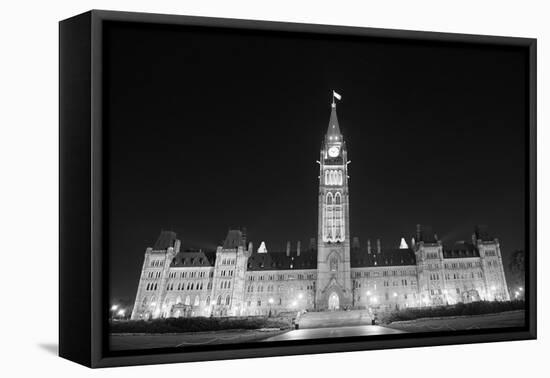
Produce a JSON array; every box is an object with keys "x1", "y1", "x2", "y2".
[{"x1": 315, "y1": 97, "x2": 352, "y2": 310}]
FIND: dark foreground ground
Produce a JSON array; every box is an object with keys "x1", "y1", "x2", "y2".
[
  {"x1": 386, "y1": 310, "x2": 525, "y2": 333},
  {"x1": 110, "y1": 329, "x2": 287, "y2": 351},
  {"x1": 109, "y1": 310, "x2": 524, "y2": 351}
]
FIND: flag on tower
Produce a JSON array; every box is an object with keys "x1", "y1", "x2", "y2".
[{"x1": 333, "y1": 90, "x2": 342, "y2": 101}]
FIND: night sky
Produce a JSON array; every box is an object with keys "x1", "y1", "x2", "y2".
[{"x1": 104, "y1": 21, "x2": 528, "y2": 302}]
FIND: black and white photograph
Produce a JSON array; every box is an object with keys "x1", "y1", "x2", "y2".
[
  {"x1": 3, "y1": 0, "x2": 548, "y2": 375},
  {"x1": 100, "y1": 16, "x2": 532, "y2": 353}
]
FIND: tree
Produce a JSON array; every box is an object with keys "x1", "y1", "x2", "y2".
[{"x1": 507, "y1": 250, "x2": 525, "y2": 299}]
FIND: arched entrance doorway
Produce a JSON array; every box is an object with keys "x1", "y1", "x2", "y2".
[{"x1": 328, "y1": 292, "x2": 340, "y2": 310}]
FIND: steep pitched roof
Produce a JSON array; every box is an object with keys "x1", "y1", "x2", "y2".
[
  {"x1": 152, "y1": 230, "x2": 177, "y2": 250},
  {"x1": 443, "y1": 242, "x2": 480, "y2": 258},
  {"x1": 246, "y1": 250, "x2": 317, "y2": 271},
  {"x1": 351, "y1": 247, "x2": 416, "y2": 267},
  {"x1": 222, "y1": 229, "x2": 245, "y2": 249},
  {"x1": 170, "y1": 250, "x2": 216, "y2": 267}
]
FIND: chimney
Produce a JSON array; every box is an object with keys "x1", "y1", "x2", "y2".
[
  {"x1": 286, "y1": 241, "x2": 291, "y2": 256},
  {"x1": 416, "y1": 224, "x2": 422, "y2": 241},
  {"x1": 248, "y1": 241, "x2": 253, "y2": 254},
  {"x1": 309, "y1": 238, "x2": 316, "y2": 251},
  {"x1": 352, "y1": 237, "x2": 360, "y2": 249},
  {"x1": 376, "y1": 239, "x2": 381, "y2": 253},
  {"x1": 296, "y1": 241, "x2": 301, "y2": 256},
  {"x1": 367, "y1": 239, "x2": 372, "y2": 254}
]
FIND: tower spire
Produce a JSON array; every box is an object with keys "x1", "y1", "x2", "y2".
[{"x1": 326, "y1": 101, "x2": 342, "y2": 140}]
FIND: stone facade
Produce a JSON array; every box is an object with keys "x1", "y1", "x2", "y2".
[{"x1": 130, "y1": 101, "x2": 510, "y2": 321}]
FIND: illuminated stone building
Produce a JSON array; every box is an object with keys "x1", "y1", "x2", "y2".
[{"x1": 130, "y1": 98, "x2": 510, "y2": 320}]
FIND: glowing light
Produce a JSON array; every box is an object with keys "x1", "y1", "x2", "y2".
[
  {"x1": 150, "y1": 302, "x2": 156, "y2": 307},
  {"x1": 291, "y1": 301, "x2": 297, "y2": 307},
  {"x1": 268, "y1": 298, "x2": 274, "y2": 304},
  {"x1": 393, "y1": 292, "x2": 397, "y2": 297},
  {"x1": 519, "y1": 287, "x2": 523, "y2": 291},
  {"x1": 117, "y1": 309, "x2": 125, "y2": 316},
  {"x1": 371, "y1": 297, "x2": 378, "y2": 303},
  {"x1": 298, "y1": 293, "x2": 303, "y2": 299},
  {"x1": 111, "y1": 305, "x2": 119, "y2": 311},
  {"x1": 366, "y1": 291, "x2": 371, "y2": 296}
]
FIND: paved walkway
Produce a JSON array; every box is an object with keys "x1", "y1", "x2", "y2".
[{"x1": 263, "y1": 325, "x2": 405, "y2": 342}]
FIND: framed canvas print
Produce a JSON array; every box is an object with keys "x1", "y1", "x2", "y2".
[{"x1": 59, "y1": 10, "x2": 536, "y2": 368}]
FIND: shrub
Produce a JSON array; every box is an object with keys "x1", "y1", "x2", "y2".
[
  {"x1": 110, "y1": 316, "x2": 291, "y2": 334},
  {"x1": 379, "y1": 300, "x2": 524, "y2": 324}
]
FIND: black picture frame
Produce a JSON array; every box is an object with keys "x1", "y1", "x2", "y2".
[{"x1": 59, "y1": 9, "x2": 537, "y2": 368}]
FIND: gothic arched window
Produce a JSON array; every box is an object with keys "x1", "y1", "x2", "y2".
[
  {"x1": 185, "y1": 295, "x2": 190, "y2": 305},
  {"x1": 335, "y1": 192, "x2": 341, "y2": 205},
  {"x1": 327, "y1": 192, "x2": 333, "y2": 205},
  {"x1": 225, "y1": 295, "x2": 231, "y2": 305},
  {"x1": 194, "y1": 295, "x2": 200, "y2": 306},
  {"x1": 330, "y1": 256, "x2": 338, "y2": 272},
  {"x1": 217, "y1": 295, "x2": 222, "y2": 305}
]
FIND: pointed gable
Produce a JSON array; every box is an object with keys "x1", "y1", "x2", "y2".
[{"x1": 257, "y1": 241, "x2": 268, "y2": 253}]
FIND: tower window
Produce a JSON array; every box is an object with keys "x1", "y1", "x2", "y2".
[{"x1": 330, "y1": 256, "x2": 338, "y2": 272}]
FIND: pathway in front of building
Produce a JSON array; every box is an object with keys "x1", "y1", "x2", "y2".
[{"x1": 263, "y1": 325, "x2": 405, "y2": 342}]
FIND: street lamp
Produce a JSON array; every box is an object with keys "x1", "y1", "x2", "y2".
[
  {"x1": 490, "y1": 285, "x2": 497, "y2": 301},
  {"x1": 268, "y1": 298, "x2": 274, "y2": 317},
  {"x1": 109, "y1": 304, "x2": 123, "y2": 321}
]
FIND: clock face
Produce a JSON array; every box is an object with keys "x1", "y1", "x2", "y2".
[{"x1": 328, "y1": 146, "x2": 340, "y2": 157}]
